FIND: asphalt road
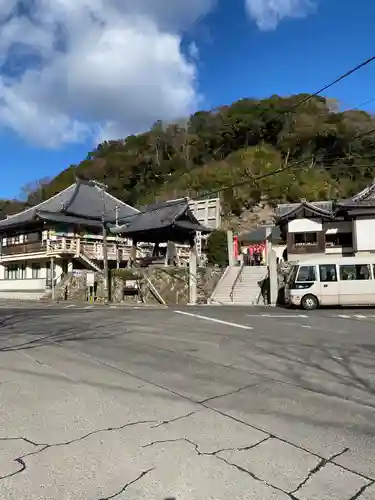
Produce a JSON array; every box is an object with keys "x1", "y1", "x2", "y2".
[{"x1": 1, "y1": 303, "x2": 375, "y2": 499}]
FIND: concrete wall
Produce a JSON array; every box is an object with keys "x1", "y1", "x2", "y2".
[
  {"x1": 288, "y1": 218, "x2": 322, "y2": 233},
  {"x1": 354, "y1": 218, "x2": 375, "y2": 253},
  {"x1": 0, "y1": 258, "x2": 66, "y2": 291},
  {"x1": 0, "y1": 278, "x2": 46, "y2": 291},
  {"x1": 0, "y1": 291, "x2": 46, "y2": 300}
]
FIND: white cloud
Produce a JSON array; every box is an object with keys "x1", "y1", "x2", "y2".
[
  {"x1": 0, "y1": 0, "x2": 215, "y2": 147},
  {"x1": 245, "y1": 0, "x2": 315, "y2": 30},
  {"x1": 188, "y1": 41, "x2": 200, "y2": 61}
]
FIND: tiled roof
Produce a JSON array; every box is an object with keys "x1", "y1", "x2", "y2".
[
  {"x1": 0, "y1": 181, "x2": 138, "y2": 230},
  {"x1": 111, "y1": 199, "x2": 212, "y2": 238},
  {"x1": 276, "y1": 200, "x2": 334, "y2": 220},
  {"x1": 239, "y1": 226, "x2": 281, "y2": 243},
  {"x1": 339, "y1": 179, "x2": 375, "y2": 208}
]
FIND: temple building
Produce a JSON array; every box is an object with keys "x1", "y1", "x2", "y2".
[
  {"x1": 0, "y1": 179, "x2": 138, "y2": 300},
  {"x1": 276, "y1": 180, "x2": 375, "y2": 261}
]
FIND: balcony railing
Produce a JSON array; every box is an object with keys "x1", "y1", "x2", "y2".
[
  {"x1": 1, "y1": 236, "x2": 134, "y2": 261},
  {"x1": 1, "y1": 241, "x2": 45, "y2": 256},
  {"x1": 1, "y1": 236, "x2": 188, "y2": 263}
]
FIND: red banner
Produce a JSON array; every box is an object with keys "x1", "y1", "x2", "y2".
[{"x1": 233, "y1": 235, "x2": 239, "y2": 259}]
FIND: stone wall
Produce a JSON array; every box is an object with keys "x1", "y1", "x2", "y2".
[
  {"x1": 55, "y1": 266, "x2": 224, "y2": 305},
  {"x1": 55, "y1": 271, "x2": 88, "y2": 301}
]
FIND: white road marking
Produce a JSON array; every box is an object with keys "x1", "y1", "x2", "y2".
[
  {"x1": 84, "y1": 306, "x2": 94, "y2": 309},
  {"x1": 64, "y1": 304, "x2": 76, "y2": 308},
  {"x1": 336, "y1": 313, "x2": 375, "y2": 320},
  {"x1": 175, "y1": 311, "x2": 253, "y2": 330},
  {"x1": 246, "y1": 314, "x2": 308, "y2": 318},
  {"x1": 301, "y1": 325, "x2": 312, "y2": 329}
]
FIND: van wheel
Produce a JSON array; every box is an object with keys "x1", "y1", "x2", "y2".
[{"x1": 301, "y1": 294, "x2": 318, "y2": 311}]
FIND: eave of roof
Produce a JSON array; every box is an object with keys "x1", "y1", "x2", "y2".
[
  {"x1": 0, "y1": 180, "x2": 139, "y2": 230},
  {"x1": 110, "y1": 199, "x2": 212, "y2": 241},
  {"x1": 276, "y1": 201, "x2": 334, "y2": 222},
  {"x1": 338, "y1": 179, "x2": 375, "y2": 208}
]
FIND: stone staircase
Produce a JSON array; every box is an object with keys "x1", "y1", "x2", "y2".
[
  {"x1": 40, "y1": 272, "x2": 73, "y2": 301},
  {"x1": 209, "y1": 265, "x2": 267, "y2": 305},
  {"x1": 76, "y1": 246, "x2": 103, "y2": 273},
  {"x1": 231, "y1": 266, "x2": 268, "y2": 305}
]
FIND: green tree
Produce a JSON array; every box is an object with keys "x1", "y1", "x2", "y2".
[
  {"x1": 3, "y1": 92, "x2": 375, "y2": 220},
  {"x1": 205, "y1": 230, "x2": 228, "y2": 267}
]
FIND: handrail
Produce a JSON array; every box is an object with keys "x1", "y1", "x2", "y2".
[
  {"x1": 230, "y1": 261, "x2": 245, "y2": 302},
  {"x1": 144, "y1": 275, "x2": 167, "y2": 305}
]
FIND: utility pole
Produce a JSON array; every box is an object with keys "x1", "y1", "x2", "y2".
[
  {"x1": 102, "y1": 217, "x2": 109, "y2": 304},
  {"x1": 115, "y1": 205, "x2": 120, "y2": 269},
  {"x1": 51, "y1": 256, "x2": 55, "y2": 301}
]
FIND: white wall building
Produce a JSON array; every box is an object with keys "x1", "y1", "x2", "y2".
[
  {"x1": 0, "y1": 180, "x2": 139, "y2": 300},
  {"x1": 276, "y1": 181, "x2": 375, "y2": 262}
]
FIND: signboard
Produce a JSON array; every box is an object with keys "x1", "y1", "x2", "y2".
[
  {"x1": 86, "y1": 271, "x2": 95, "y2": 287},
  {"x1": 125, "y1": 280, "x2": 138, "y2": 289}
]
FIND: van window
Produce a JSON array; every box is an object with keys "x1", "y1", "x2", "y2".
[
  {"x1": 319, "y1": 264, "x2": 337, "y2": 282},
  {"x1": 296, "y1": 266, "x2": 317, "y2": 282},
  {"x1": 339, "y1": 264, "x2": 371, "y2": 281},
  {"x1": 286, "y1": 265, "x2": 298, "y2": 284}
]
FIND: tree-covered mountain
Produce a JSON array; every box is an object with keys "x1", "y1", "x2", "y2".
[{"x1": 2, "y1": 94, "x2": 375, "y2": 220}]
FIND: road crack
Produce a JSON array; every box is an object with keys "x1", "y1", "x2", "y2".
[
  {"x1": 97, "y1": 468, "x2": 155, "y2": 500},
  {"x1": 290, "y1": 447, "x2": 350, "y2": 494},
  {"x1": 150, "y1": 410, "x2": 201, "y2": 428},
  {"x1": 198, "y1": 382, "x2": 261, "y2": 404},
  {"x1": 0, "y1": 420, "x2": 157, "y2": 481},
  {"x1": 141, "y1": 436, "x2": 297, "y2": 499},
  {"x1": 0, "y1": 458, "x2": 26, "y2": 480},
  {"x1": 348, "y1": 480, "x2": 375, "y2": 499}
]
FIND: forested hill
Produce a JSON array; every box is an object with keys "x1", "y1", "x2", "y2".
[{"x1": 2, "y1": 94, "x2": 375, "y2": 220}]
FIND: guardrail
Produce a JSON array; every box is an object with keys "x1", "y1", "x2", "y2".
[{"x1": 229, "y1": 261, "x2": 244, "y2": 302}]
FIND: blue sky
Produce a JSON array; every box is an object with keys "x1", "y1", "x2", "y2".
[{"x1": 1, "y1": 0, "x2": 375, "y2": 199}]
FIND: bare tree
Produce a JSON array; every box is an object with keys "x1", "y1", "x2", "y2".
[{"x1": 20, "y1": 177, "x2": 51, "y2": 205}]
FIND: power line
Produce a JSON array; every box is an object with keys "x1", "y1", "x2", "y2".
[
  {"x1": 287, "y1": 54, "x2": 375, "y2": 111},
  {"x1": 110, "y1": 126, "x2": 375, "y2": 226},
  {"x1": 102, "y1": 54, "x2": 375, "y2": 222}
]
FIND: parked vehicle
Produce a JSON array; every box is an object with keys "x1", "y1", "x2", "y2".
[{"x1": 285, "y1": 256, "x2": 375, "y2": 310}]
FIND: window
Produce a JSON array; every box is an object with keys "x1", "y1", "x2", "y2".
[
  {"x1": 339, "y1": 264, "x2": 371, "y2": 281},
  {"x1": 5, "y1": 264, "x2": 19, "y2": 280},
  {"x1": 294, "y1": 232, "x2": 318, "y2": 246},
  {"x1": 31, "y1": 263, "x2": 41, "y2": 279},
  {"x1": 319, "y1": 264, "x2": 337, "y2": 282},
  {"x1": 286, "y1": 265, "x2": 298, "y2": 284},
  {"x1": 296, "y1": 266, "x2": 317, "y2": 282},
  {"x1": 325, "y1": 232, "x2": 353, "y2": 248}
]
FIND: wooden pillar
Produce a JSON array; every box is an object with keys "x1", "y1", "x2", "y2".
[
  {"x1": 130, "y1": 239, "x2": 137, "y2": 267},
  {"x1": 189, "y1": 236, "x2": 197, "y2": 305},
  {"x1": 166, "y1": 241, "x2": 177, "y2": 266}
]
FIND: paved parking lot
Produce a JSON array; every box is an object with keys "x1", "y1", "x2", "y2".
[{"x1": 1, "y1": 304, "x2": 375, "y2": 499}]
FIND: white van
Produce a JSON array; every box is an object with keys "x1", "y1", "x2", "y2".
[{"x1": 285, "y1": 256, "x2": 375, "y2": 310}]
